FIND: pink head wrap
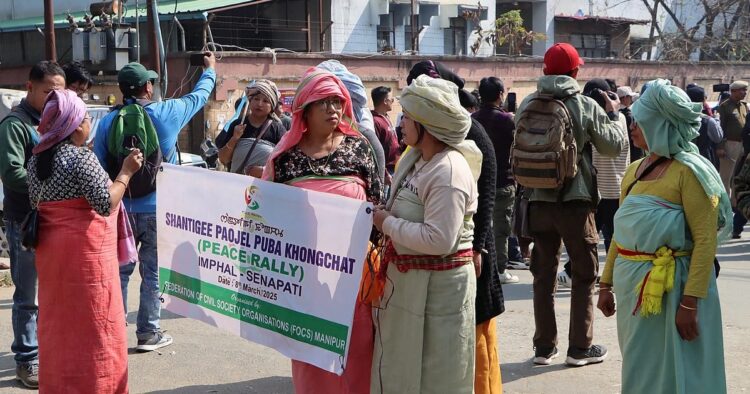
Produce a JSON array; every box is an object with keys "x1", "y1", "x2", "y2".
[
  {"x1": 33, "y1": 89, "x2": 87, "y2": 154},
  {"x1": 262, "y1": 67, "x2": 360, "y2": 180}
]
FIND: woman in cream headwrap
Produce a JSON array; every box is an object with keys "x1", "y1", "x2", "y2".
[
  {"x1": 372, "y1": 75, "x2": 482, "y2": 394},
  {"x1": 597, "y1": 79, "x2": 728, "y2": 394},
  {"x1": 217, "y1": 79, "x2": 287, "y2": 174}
]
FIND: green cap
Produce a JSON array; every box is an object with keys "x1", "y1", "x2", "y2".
[{"x1": 118, "y1": 62, "x2": 159, "y2": 89}]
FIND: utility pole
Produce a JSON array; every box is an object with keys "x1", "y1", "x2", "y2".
[
  {"x1": 135, "y1": 0, "x2": 140, "y2": 62},
  {"x1": 146, "y1": 0, "x2": 160, "y2": 75},
  {"x1": 44, "y1": 0, "x2": 57, "y2": 61},
  {"x1": 410, "y1": 0, "x2": 418, "y2": 53},
  {"x1": 318, "y1": 0, "x2": 324, "y2": 51}
]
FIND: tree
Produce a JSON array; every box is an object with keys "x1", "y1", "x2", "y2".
[
  {"x1": 643, "y1": 0, "x2": 750, "y2": 61},
  {"x1": 469, "y1": 9, "x2": 545, "y2": 56}
]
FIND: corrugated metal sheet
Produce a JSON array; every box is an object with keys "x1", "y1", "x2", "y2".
[{"x1": 0, "y1": 0, "x2": 258, "y2": 32}]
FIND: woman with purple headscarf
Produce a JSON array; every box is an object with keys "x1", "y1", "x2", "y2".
[{"x1": 27, "y1": 89, "x2": 143, "y2": 393}]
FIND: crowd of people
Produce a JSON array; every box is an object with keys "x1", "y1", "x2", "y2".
[{"x1": 0, "y1": 41, "x2": 739, "y2": 393}]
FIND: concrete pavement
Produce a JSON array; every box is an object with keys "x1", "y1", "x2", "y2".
[{"x1": 0, "y1": 238, "x2": 747, "y2": 393}]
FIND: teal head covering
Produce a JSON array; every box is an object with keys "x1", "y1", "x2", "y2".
[{"x1": 631, "y1": 78, "x2": 732, "y2": 240}]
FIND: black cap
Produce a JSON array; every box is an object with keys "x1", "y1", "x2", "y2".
[
  {"x1": 686, "y1": 85, "x2": 706, "y2": 103},
  {"x1": 583, "y1": 78, "x2": 611, "y2": 110}
]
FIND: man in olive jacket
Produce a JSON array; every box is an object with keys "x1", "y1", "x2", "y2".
[
  {"x1": 516, "y1": 43, "x2": 626, "y2": 367},
  {"x1": 0, "y1": 61, "x2": 66, "y2": 388}
]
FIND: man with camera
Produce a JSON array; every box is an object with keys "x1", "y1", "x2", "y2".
[
  {"x1": 93, "y1": 52, "x2": 217, "y2": 352},
  {"x1": 515, "y1": 43, "x2": 625, "y2": 367}
]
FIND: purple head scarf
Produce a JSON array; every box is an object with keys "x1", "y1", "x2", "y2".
[{"x1": 33, "y1": 89, "x2": 87, "y2": 154}]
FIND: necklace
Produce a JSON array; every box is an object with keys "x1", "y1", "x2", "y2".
[
  {"x1": 386, "y1": 158, "x2": 430, "y2": 210},
  {"x1": 651, "y1": 161, "x2": 669, "y2": 179},
  {"x1": 305, "y1": 135, "x2": 338, "y2": 175}
]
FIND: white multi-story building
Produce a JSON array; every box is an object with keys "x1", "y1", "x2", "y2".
[{"x1": 1, "y1": 0, "x2": 734, "y2": 63}]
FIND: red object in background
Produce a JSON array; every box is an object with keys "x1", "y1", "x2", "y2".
[{"x1": 280, "y1": 89, "x2": 296, "y2": 114}]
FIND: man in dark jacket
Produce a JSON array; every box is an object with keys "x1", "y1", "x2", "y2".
[
  {"x1": 457, "y1": 88, "x2": 503, "y2": 311},
  {"x1": 472, "y1": 77, "x2": 519, "y2": 285},
  {"x1": 0, "y1": 61, "x2": 66, "y2": 388}
]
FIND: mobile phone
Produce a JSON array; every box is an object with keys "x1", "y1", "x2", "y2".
[
  {"x1": 506, "y1": 92, "x2": 517, "y2": 113},
  {"x1": 190, "y1": 53, "x2": 207, "y2": 66}
]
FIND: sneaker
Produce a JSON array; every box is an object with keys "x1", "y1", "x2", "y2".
[
  {"x1": 533, "y1": 347, "x2": 559, "y2": 365},
  {"x1": 499, "y1": 271, "x2": 520, "y2": 284},
  {"x1": 136, "y1": 331, "x2": 174, "y2": 352},
  {"x1": 16, "y1": 362, "x2": 39, "y2": 389},
  {"x1": 732, "y1": 232, "x2": 742, "y2": 239},
  {"x1": 557, "y1": 270, "x2": 572, "y2": 288},
  {"x1": 565, "y1": 345, "x2": 608, "y2": 367},
  {"x1": 506, "y1": 260, "x2": 529, "y2": 270}
]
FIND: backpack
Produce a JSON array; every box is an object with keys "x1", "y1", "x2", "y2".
[
  {"x1": 511, "y1": 92, "x2": 578, "y2": 189},
  {"x1": 105, "y1": 103, "x2": 162, "y2": 198}
]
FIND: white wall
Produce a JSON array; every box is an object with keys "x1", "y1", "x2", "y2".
[
  {"x1": 419, "y1": 15, "x2": 445, "y2": 55},
  {"x1": 330, "y1": 0, "x2": 377, "y2": 53},
  {"x1": 470, "y1": 1, "x2": 496, "y2": 56}
]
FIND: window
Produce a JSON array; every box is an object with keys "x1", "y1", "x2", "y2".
[
  {"x1": 445, "y1": 17, "x2": 467, "y2": 56},
  {"x1": 629, "y1": 38, "x2": 649, "y2": 60},
  {"x1": 377, "y1": 14, "x2": 394, "y2": 52},
  {"x1": 570, "y1": 33, "x2": 611, "y2": 58},
  {"x1": 405, "y1": 25, "x2": 417, "y2": 51}
]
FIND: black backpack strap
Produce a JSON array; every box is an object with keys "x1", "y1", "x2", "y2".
[
  {"x1": 238, "y1": 119, "x2": 274, "y2": 174},
  {"x1": 625, "y1": 157, "x2": 669, "y2": 196}
]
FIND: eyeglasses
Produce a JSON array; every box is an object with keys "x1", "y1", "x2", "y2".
[{"x1": 313, "y1": 97, "x2": 343, "y2": 110}]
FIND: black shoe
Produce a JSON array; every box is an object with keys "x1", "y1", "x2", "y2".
[
  {"x1": 532, "y1": 346, "x2": 559, "y2": 365},
  {"x1": 565, "y1": 344, "x2": 608, "y2": 367},
  {"x1": 732, "y1": 233, "x2": 742, "y2": 239},
  {"x1": 16, "y1": 362, "x2": 39, "y2": 389}
]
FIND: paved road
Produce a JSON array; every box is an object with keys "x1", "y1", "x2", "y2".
[{"x1": 0, "y1": 236, "x2": 747, "y2": 393}]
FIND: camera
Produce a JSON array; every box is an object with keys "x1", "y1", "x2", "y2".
[
  {"x1": 592, "y1": 88, "x2": 618, "y2": 100},
  {"x1": 713, "y1": 83, "x2": 730, "y2": 93}
]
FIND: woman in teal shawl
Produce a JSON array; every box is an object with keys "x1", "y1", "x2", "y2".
[{"x1": 597, "y1": 79, "x2": 727, "y2": 394}]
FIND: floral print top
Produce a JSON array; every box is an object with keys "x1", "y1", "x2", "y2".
[
  {"x1": 273, "y1": 135, "x2": 383, "y2": 204},
  {"x1": 27, "y1": 144, "x2": 112, "y2": 216}
]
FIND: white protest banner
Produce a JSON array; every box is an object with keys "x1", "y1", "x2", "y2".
[{"x1": 156, "y1": 164, "x2": 372, "y2": 374}]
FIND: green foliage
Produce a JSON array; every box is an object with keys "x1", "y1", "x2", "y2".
[{"x1": 470, "y1": 9, "x2": 545, "y2": 56}]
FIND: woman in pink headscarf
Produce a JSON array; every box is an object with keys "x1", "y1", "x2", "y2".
[
  {"x1": 27, "y1": 89, "x2": 143, "y2": 393},
  {"x1": 263, "y1": 67, "x2": 383, "y2": 393}
]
